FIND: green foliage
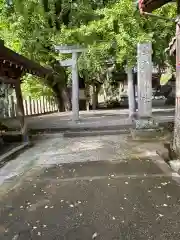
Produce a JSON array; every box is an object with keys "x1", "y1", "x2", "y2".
[
  {"x1": 0, "y1": 0, "x2": 177, "y2": 97},
  {"x1": 56, "y1": 0, "x2": 176, "y2": 88},
  {"x1": 160, "y1": 72, "x2": 172, "y2": 85},
  {"x1": 21, "y1": 74, "x2": 53, "y2": 99}
]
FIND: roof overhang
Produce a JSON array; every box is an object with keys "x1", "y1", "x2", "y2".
[
  {"x1": 0, "y1": 41, "x2": 54, "y2": 80},
  {"x1": 139, "y1": 0, "x2": 174, "y2": 13}
]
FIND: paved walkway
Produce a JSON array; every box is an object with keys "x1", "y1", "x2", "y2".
[
  {"x1": 0, "y1": 133, "x2": 180, "y2": 239},
  {"x1": 1, "y1": 108, "x2": 175, "y2": 132}
]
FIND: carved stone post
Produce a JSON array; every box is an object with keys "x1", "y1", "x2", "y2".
[
  {"x1": 137, "y1": 43, "x2": 152, "y2": 118},
  {"x1": 136, "y1": 42, "x2": 155, "y2": 129},
  {"x1": 173, "y1": 16, "x2": 180, "y2": 154}
]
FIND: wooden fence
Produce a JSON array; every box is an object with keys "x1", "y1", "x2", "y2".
[{"x1": 0, "y1": 96, "x2": 58, "y2": 119}]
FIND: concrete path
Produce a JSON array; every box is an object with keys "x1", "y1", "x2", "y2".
[
  {"x1": 0, "y1": 133, "x2": 180, "y2": 239},
  {"x1": 0, "y1": 133, "x2": 170, "y2": 186},
  {"x1": 0, "y1": 157, "x2": 180, "y2": 239},
  {"x1": 1, "y1": 108, "x2": 175, "y2": 132}
]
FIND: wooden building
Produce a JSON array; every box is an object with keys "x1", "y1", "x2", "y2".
[{"x1": 0, "y1": 39, "x2": 54, "y2": 142}]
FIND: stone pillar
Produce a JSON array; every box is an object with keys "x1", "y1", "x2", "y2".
[
  {"x1": 72, "y1": 52, "x2": 79, "y2": 121},
  {"x1": 173, "y1": 19, "x2": 180, "y2": 154},
  {"x1": 137, "y1": 42, "x2": 152, "y2": 119},
  {"x1": 134, "y1": 42, "x2": 156, "y2": 130},
  {"x1": 127, "y1": 67, "x2": 135, "y2": 118},
  {"x1": 55, "y1": 45, "x2": 86, "y2": 121}
]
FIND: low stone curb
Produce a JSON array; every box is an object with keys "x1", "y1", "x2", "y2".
[
  {"x1": 63, "y1": 129, "x2": 130, "y2": 138},
  {"x1": 28, "y1": 124, "x2": 133, "y2": 135},
  {"x1": 0, "y1": 142, "x2": 31, "y2": 167},
  {"x1": 169, "y1": 160, "x2": 180, "y2": 176},
  {"x1": 149, "y1": 151, "x2": 180, "y2": 184}
]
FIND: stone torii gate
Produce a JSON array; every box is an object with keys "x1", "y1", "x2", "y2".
[{"x1": 55, "y1": 45, "x2": 86, "y2": 121}]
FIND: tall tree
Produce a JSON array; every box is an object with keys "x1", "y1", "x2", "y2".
[{"x1": 0, "y1": 0, "x2": 176, "y2": 110}]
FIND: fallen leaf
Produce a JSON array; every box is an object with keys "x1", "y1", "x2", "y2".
[
  {"x1": 161, "y1": 182, "x2": 168, "y2": 186},
  {"x1": 159, "y1": 214, "x2": 164, "y2": 217},
  {"x1": 12, "y1": 235, "x2": 18, "y2": 240},
  {"x1": 92, "y1": 232, "x2": 98, "y2": 239},
  {"x1": 163, "y1": 204, "x2": 168, "y2": 207}
]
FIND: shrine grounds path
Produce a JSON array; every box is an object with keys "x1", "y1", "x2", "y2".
[
  {"x1": 1, "y1": 108, "x2": 174, "y2": 133},
  {"x1": 0, "y1": 133, "x2": 180, "y2": 239}
]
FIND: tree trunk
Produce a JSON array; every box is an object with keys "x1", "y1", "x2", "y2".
[
  {"x1": 56, "y1": 93, "x2": 64, "y2": 112},
  {"x1": 85, "y1": 83, "x2": 90, "y2": 111},
  {"x1": 52, "y1": 84, "x2": 71, "y2": 112},
  {"x1": 61, "y1": 87, "x2": 71, "y2": 111},
  {"x1": 92, "y1": 84, "x2": 97, "y2": 110},
  {"x1": 92, "y1": 84, "x2": 100, "y2": 110},
  {"x1": 95, "y1": 86, "x2": 99, "y2": 108},
  {"x1": 103, "y1": 83, "x2": 107, "y2": 102},
  {"x1": 118, "y1": 82, "x2": 124, "y2": 101},
  {"x1": 52, "y1": 85, "x2": 64, "y2": 112}
]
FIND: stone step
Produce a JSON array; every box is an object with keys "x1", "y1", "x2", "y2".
[
  {"x1": 28, "y1": 124, "x2": 133, "y2": 134},
  {"x1": 63, "y1": 129, "x2": 130, "y2": 138}
]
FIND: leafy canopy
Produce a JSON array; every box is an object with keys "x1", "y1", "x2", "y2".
[{"x1": 0, "y1": 0, "x2": 177, "y2": 98}]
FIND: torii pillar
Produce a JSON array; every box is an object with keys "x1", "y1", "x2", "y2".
[
  {"x1": 55, "y1": 45, "x2": 86, "y2": 121},
  {"x1": 127, "y1": 66, "x2": 136, "y2": 119}
]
